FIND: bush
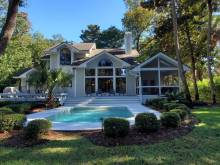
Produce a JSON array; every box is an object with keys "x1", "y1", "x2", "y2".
[
  {"x1": 104, "y1": 118, "x2": 129, "y2": 138},
  {"x1": 135, "y1": 113, "x2": 160, "y2": 133},
  {"x1": 7, "y1": 103, "x2": 32, "y2": 114},
  {"x1": 25, "y1": 119, "x2": 52, "y2": 139},
  {"x1": 0, "y1": 107, "x2": 14, "y2": 115},
  {"x1": 147, "y1": 98, "x2": 167, "y2": 109},
  {"x1": 170, "y1": 109, "x2": 188, "y2": 120},
  {"x1": 0, "y1": 101, "x2": 18, "y2": 107},
  {"x1": 0, "y1": 114, "x2": 26, "y2": 131},
  {"x1": 161, "y1": 112, "x2": 181, "y2": 128}
]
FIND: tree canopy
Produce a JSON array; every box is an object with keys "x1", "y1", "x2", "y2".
[{"x1": 80, "y1": 25, "x2": 124, "y2": 48}]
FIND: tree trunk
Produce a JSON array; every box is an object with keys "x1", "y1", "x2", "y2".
[
  {"x1": 185, "y1": 24, "x2": 199, "y2": 101},
  {"x1": 136, "y1": 34, "x2": 141, "y2": 52},
  {"x1": 0, "y1": 0, "x2": 20, "y2": 55},
  {"x1": 171, "y1": 0, "x2": 192, "y2": 102},
  {"x1": 207, "y1": 0, "x2": 216, "y2": 104}
]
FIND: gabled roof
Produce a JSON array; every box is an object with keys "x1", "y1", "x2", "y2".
[
  {"x1": 132, "y1": 52, "x2": 190, "y2": 72},
  {"x1": 13, "y1": 68, "x2": 36, "y2": 79},
  {"x1": 77, "y1": 50, "x2": 131, "y2": 68},
  {"x1": 72, "y1": 43, "x2": 96, "y2": 51}
]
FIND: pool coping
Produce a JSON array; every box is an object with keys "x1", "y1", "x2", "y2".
[{"x1": 26, "y1": 104, "x2": 161, "y2": 131}]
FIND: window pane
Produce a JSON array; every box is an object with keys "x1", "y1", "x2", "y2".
[
  {"x1": 85, "y1": 69, "x2": 95, "y2": 76},
  {"x1": 142, "y1": 57, "x2": 158, "y2": 68},
  {"x1": 116, "y1": 78, "x2": 126, "y2": 93},
  {"x1": 141, "y1": 71, "x2": 159, "y2": 86},
  {"x1": 85, "y1": 78, "x2": 95, "y2": 93},
  {"x1": 161, "y1": 87, "x2": 179, "y2": 95},
  {"x1": 60, "y1": 48, "x2": 71, "y2": 65},
  {"x1": 116, "y1": 68, "x2": 126, "y2": 76},
  {"x1": 98, "y1": 59, "x2": 113, "y2": 67},
  {"x1": 98, "y1": 78, "x2": 113, "y2": 93},
  {"x1": 98, "y1": 69, "x2": 113, "y2": 76},
  {"x1": 160, "y1": 70, "x2": 179, "y2": 86},
  {"x1": 159, "y1": 57, "x2": 176, "y2": 68},
  {"x1": 142, "y1": 87, "x2": 159, "y2": 95}
]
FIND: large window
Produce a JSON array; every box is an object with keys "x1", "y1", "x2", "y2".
[
  {"x1": 60, "y1": 48, "x2": 71, "y2": 65},
  {"x1": 139, "y1": 55, "x2": 180, "y2": 96},
  {"x1": 98, "y1": 69, "x2": 113, "y2": 76},
  {"x1": 141, "y1": 71, "x2": 159, "y2": 86},
  {"x1": 116, "y1": 78, "x2": 126, "y2": 93},
  {"x1": 98, "y1": 59, "x2": 113, "y2": 67},
  {"x1": 85, "y1": 69, "x2": 95, "y2": 76},
  {"x1": 85, "y1": 78, "x2": 95, "y2": 94}
]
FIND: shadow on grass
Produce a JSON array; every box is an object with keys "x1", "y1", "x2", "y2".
[{"x1": 0, "y1": 107, "x2": 220, "y2": 165}]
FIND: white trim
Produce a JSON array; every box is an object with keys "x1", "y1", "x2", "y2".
[
  {"x1": 13, "y1": 68, "x2": 36, "y2": 79},
  {"x1": 132, "y1": 52, "x2": 190, "y2": 72},
  {"x1": 74, "y1": 69, "x2": 76, "y2": 97},
  {"x1": 78, "y1": 51, "x2": 131, "y2": 68}
]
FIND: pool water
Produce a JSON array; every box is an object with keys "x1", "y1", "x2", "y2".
[{"x1": 47, "y1": 106, "x2": 134, "y2": 123}]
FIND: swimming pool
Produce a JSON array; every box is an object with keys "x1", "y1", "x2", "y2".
[{"x1": 47, "y1": 106, "x2": 134, "y2": 123}]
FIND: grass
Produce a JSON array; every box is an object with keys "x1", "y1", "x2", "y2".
[{"x1": 0, "y1": 107, "x2": 220, "y2": 165}]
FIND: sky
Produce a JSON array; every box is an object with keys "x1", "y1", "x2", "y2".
[{"x1": 21, "y1": 0, "x2": 127, "y2": 42}]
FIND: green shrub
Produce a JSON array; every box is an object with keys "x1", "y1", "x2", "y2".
[
  {"x1": 161, "y1": 112, "x2": 181, "y2": 128},
  {"x1": 0, "y1": 101, "x2": 18, "y2": 107},
  {"x1": 7, "y1": 103, "x2": 32, "y2": 114},
  {"x1": 135, "y1": 113, "x2": 160, "y2": 133},
  {"x1": 147, "y1": 98, "x2": 167, "y2": 109},
  {"x1": 25, "y1": 119, "x2": 52, "y2": 139},
  {"x1": 0, "y1": 114, "x2": 26, "y2": 131},
  {"x1": 0, "y1": 107, "x2": 14, "y2": 115},
  {"x1": 104, "y1": 118, "x2": 129, "y2": 138},
  {"x1": 170, "y1": 109, "x2": 188, "y2": 120}
]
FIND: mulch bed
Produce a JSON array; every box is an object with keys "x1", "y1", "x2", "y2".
[
  {"x1": 0, "y1": 131, "x2": 48, "y2": 148},
  {"x1": 0, "y1": 117, "x2": 199, "y2": 148},
  {"x1": 83, "y1": 117, "x2": 198, "y2": 147}
]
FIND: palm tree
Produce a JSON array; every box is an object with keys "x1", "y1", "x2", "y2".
[
  {"x1": 171, "y1": 0, "x2": 192, "y2": 102},
  {"x1": 207, "y1": 0, "x2": 216, "y2": 104},
  {"x1": 28, "y1": 66, "x2": 72, "y2": 105}
]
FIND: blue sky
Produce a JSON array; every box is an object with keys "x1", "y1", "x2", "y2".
[{"x1": 21, "y1": 0, "x2": 126, "y2": 42}]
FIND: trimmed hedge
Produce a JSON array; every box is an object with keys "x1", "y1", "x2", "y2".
[
  {"x1": 25, "y1": 119, "x2": 52, "y2": 139},
  {"x1": 0, "y1": 107, "x2": 14, "y2": 115},
  {"x1": 147, "y1": 98, "x2": 168, "y2": 109},
  {"x1": 135, "y1": 113, "x2": 160, "y2": 133},
  {"x1": 6, "y1": 103, "x2": 32, "y2": 114},
  {"x1": 0, "y1": 114, "x2": 26, "y2": 131},
  {"x1": 104, "y1": 118, "x2": 129, "y2": 138},
  {"x1": 170, "y1": 109, "x2": 188, "y2": 120},
  {"x1": 161, "y1": 112, "x2": 181, "y2": 128}
]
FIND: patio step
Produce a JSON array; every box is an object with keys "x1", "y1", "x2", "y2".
[{"x1": 64, "y1": 96, "x2": 140, "y2": 106}]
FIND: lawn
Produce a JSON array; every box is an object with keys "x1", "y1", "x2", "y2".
[{"x1": 0, "y1": 107, "x2": 220, "y2": 165}]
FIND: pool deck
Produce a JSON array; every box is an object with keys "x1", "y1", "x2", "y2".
[{"x1": 26, "y1": 104, "x2": 161, "y2": 131}]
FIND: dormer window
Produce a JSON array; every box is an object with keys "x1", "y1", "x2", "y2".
[
  {"x1": 60, "y1": 48, "x2": 71, "y2": 65},
  {"x1": 98, "y1": 59, "x2": 113, "y2": 67}
]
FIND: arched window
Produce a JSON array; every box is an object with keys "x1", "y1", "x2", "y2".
[
  {"x1": 98, "y1": 59, "x2": 113, "y2": 67},
  {"x1": 60, "y1": 48, "x2": 71, "y2": 65}
]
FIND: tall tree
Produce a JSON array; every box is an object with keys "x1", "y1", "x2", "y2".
[
  {"x1": 98, "y1": 26, "x2": 124, "y2": 48},
  {"x1": 80, "y1": 25, "x2": 125, "y2": 48},
  {"x1": 122, "y1": 6, "x2": 155, "y2": 51},
  {"x1": 80, "y1": 24, "x2": 101, "y2": 45},
  {"x1": 207, "y1": 0, "x2": 216, "y2": 104},
  {"x1": 0, "y1": 0, "x2": 24, "y2": 55},
  {"x1": 171, "y1": 0, "x2": 191, "y2": 102}
]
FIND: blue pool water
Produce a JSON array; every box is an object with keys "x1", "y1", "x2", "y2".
[{"x1": 47, "y1": 106, "x2": 134, "y2": 123}]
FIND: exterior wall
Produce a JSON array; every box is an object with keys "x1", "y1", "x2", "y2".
[
  {"x1": 126, "y1": 72, "x2": 136, "y2": 95},
  {"x1": 75, "y1": 68, "x2": 85, "y2": 96},
  {"x1": 50, "y1": 53, "x2": 59, "y2": 69}
]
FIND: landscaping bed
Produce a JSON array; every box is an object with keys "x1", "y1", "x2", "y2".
[{"x1": 84, "y1": 116, "x2": 198, "y2": 147}]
